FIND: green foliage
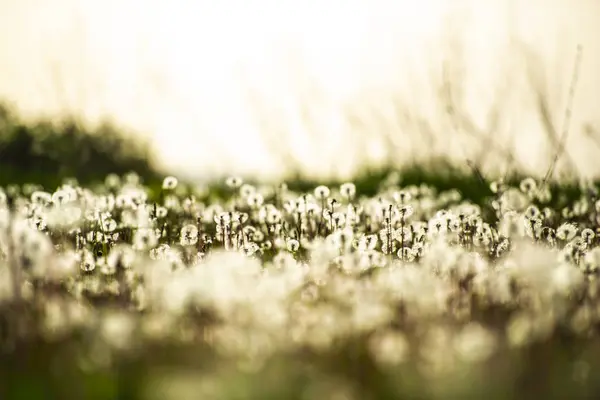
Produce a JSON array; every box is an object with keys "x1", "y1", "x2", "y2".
[{"x1": 0, "y1": 102, "x2": 163, "y2": 190}]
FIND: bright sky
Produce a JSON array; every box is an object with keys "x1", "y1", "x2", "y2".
[{"x1": 0, "y1": 0, "x2": 599, "y2": 181}]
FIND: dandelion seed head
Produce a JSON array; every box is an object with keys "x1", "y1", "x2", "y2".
[
  {"x1": 519, "y1": 177, "x2": 537, "y2": 194},
  {"x1": 340, "y1": 182, "x2": 356, "y2": 200},
  {"x1": 161, "y1": 176, "x2": 179, "y2": 191},
  {"x1": 105, "y1": 173, "x2": 121, "y2": 189},
  {"x1": 51, "y1": 189, "x2": 71, "y2": 205},
  {"x1": 31, "y1": 190, "x2": 52, "y2": 206},
  {"x1": 314, "y1": 185, "x2": 331, "y2": 200},
  {"x1": 557, "y1": 222, "x2": 578, "y2": 241},
  {"x1": 225, "y1": 176, "x2": 243, "y2": 189},
  {"x1": 247, "y1": 193, "x2": 264, "y2": 208},
  {"x1": 286, "y1": 238, "x2": 300, "y2": 253},
  {"x1": 179, "y1": 224, "x2": 199, "y2": 246},
  {"x1": 582, "y1": 228, "x2": 595, "y2": 243},
  {"x1": 525, "y1": 205, "x2": 541, "y2": 219},
  {"x1": 80, "y1": 250, "x2": 96, "y2": 272}
]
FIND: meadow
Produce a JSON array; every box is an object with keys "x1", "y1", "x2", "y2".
[
  {"x1": 2, "y1": 107, "x2": 600, "y2": 398},
  {"x1": 1, "y1": 2, "x2": 600, "y2": 397}
]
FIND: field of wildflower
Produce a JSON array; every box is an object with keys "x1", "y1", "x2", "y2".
[{"x1": 2, "y1": 170, "x2": 600, "y2": 399}]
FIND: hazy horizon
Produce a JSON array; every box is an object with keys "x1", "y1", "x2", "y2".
[{"x1": 1, "y1": 0, "x2": 599, "y2": 182}]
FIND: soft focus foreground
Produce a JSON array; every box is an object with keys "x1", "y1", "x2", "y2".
[
  {"x1": 2, "y1": 174, "x2": 600, "y2": 398},
  {"x1": 0, "y1": 0, "x2": 599, "y2": 181}
]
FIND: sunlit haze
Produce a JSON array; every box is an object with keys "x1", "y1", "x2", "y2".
[{"x1": 1, "y1": 0, "x2": 599, "y2": 181}]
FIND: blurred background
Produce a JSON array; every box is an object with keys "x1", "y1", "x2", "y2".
[{"x1": 0, "y1": 0, "x2": 599, "y2": 186}]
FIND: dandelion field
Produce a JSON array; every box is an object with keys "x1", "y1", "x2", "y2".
[
  {"x1": 1, "y1": 0, "x2": 599, "y2": 397},
  {"x1": 1, "y1": 170, "x2": 600, "y2": 399}
]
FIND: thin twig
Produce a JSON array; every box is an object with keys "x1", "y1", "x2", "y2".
[{"x1": 541, "y1": 44, "x2": 583, "y2": 187}]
